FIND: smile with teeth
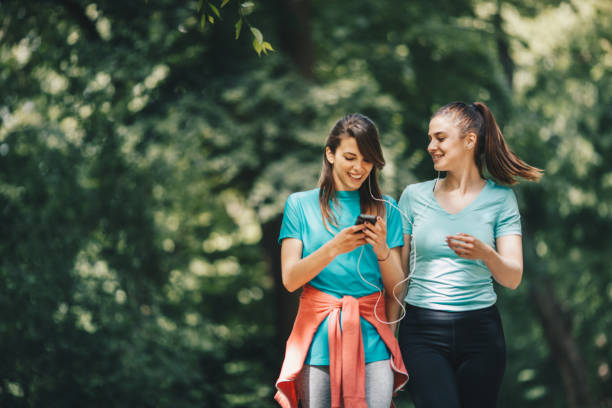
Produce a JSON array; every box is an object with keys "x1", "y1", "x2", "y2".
[
  {"x1": 432, "y1": 153, "x2": 444, "y2": 160},
  {"x1": 349, "y1": 173, "x2": 363, "y2": 180}
]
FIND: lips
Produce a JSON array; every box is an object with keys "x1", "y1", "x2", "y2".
[{"x1": 349, "y1": 173, "x2": 363, "y2": 180}]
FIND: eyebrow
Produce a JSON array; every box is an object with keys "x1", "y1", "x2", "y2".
[
  {"x1": 343, "y1": 152, "x2": 357, "y2": 156},
  {"x1": 428, "y1": 131, "x2": 447, "y2": 138}
]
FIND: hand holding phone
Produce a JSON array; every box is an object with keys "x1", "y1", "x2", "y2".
[{"x1": 355, "y1": 214, "x2": 377, "y2": 226}]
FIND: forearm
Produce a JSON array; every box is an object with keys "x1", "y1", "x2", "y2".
[
  {"x1": 379, "y1": 248, "x2": 405, "y2": 332},
  {"x1": 384, "y1": 290, "x2": 404, "y2": 334},
  {"x1": 379, "y1": 249, "x2": 403, "y2": 296},
  {"x1": 282, "y1": 241, "x2": 337, "y2": 292},
  {"x1": 483, "y1": 247, "x2": 523, "y2": 290}
]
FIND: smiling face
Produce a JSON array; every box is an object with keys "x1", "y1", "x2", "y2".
[
  {"x1": 326, "y1": 136, "x2": 373, "y2": 191},
  {"x1": 427, "y1": 114, "x2": 477, "y2": 172}
]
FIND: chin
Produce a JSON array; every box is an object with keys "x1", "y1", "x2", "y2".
[{"x1": 432, "y1": 161, "x2": 448, "y2": 172}]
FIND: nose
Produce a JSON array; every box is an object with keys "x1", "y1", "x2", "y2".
[{"x1": 427, "y1": 139, "x2": 437, "y2": 154}]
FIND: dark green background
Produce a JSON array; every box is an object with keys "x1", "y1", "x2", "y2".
[{"x1": 1, "y1": 0, "x2": 611, "y2": 407}]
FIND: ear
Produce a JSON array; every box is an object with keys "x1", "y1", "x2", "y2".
[
  {"x1": 465, "y1": 132, "x2": 477, "y2": 150},
  {"x1": 325, "y1": 147, "x2": 335, "y2": 164}
]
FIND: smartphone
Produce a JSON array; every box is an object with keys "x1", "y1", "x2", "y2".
[{"x1": 355, "y1": 214, "x2": 377, "y2": 226}]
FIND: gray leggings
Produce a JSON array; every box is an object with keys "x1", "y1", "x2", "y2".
[{"x1": 296, "y1": 359, "x2": 394, "y2": 408}]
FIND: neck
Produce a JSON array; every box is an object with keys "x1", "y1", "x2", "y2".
[{"x1": 440, "y1": 166, "x2": 484, "y2": 194}]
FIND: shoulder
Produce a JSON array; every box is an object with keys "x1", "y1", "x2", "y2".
[
  {"x1": 284, "y1": 189, "x2": 319, "y2": 213},
  {"x1": 400, "y1": 179, "x2": 436, "y2": 200},
  {"x1": 484, "y1": 180, "x2": 520, "y2": 217},
  {"x1": 287, "y1": 188, "x2": 319, "y2": 202},
  {"x1": 485, "y1": 180, "x2": 517, "y2": 202}
]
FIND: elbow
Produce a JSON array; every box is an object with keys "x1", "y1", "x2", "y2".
[
  {"x1": 506, "y1": 270, "x2": 523, "y2": 290},
  {"x1": 281, "y1": 272, "x2": 299, "y2": 293},
  {"x1": 507, "y1": 280, "x2": 521, "y2": 290},
  {"x1": 284, "y1": 282, "x2": 299, "y2": 293}
]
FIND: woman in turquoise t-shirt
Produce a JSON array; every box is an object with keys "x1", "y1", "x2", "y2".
[
  {"x1": 396, "y1": 102, "x2": 542, "y2": 408},
  {"x1": 275, "y1": 114, "x2": 407, "y2": 407}
]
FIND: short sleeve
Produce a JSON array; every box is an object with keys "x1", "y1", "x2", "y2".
[
  {"x1": 398, "y1": 186, "x2": 415, "y2": 235},
  {"x1": 385, "y1": 196, "x2": 404, "y2": 248},
  {"x1": 278, "y1": 193, "x2": 303, "y2": 244},
  {"x1": 495, "y1": 190, "x2": 522, "y2": 237}
]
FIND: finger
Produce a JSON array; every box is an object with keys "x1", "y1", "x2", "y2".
[
  {"x1": 363, "y1": 222, "x2": 376, "y2": 232},
  {"x1": 351, "y1": 224, "x2": 366, "y2": 233},
  {"x1": 446, "y1": 235, "x2": 467, "y2": 242},
  {"x1": 453, "y1": 249, "x2": 468, "y2": 257},
  {"x1": 363, "y1": 229, "x2": 379, "y2": 240},
  {"x1": 446, "y1": 239, "x2": 473, "y2": 249},
  {"x1": 449, "y1": 234, "x2": 475, "y2": 243}
]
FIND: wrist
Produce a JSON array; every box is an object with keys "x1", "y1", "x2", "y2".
[
  {"x1": 377, "y1": 246, "x2": 391, "y2": 262},
  {"x1": 324, "y1": 239, "x2": 340, "y2": 260},
  {"x1": 482, "y1": 245, "x2": 496, "y2": 263}
]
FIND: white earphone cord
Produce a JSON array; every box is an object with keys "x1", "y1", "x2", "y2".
[{"x1": 357, "y1": 173, "x2": 440, "y2": 326}]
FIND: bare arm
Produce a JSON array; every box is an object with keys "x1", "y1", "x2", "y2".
[
  {"x1": 384, "y1": 234, "x2": 411, "y2": 333},
  {"x1": 280, "y1": 224, "x2": 367, "y2": 293},
  {"x1": 484, "y1": 235, "x2": 523, "y2": 289},
  {"x1": 379, "y1": 248, "x2": 402, "y2": 329},
  {"x1": 446, "y1": 233, "x2": 523, "y2": 290}
]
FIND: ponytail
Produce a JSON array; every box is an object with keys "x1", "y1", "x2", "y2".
[
  {"x1": 433, "y1": 101, "x2": 542, "y2": 185},
  {"x1": 472, "y1": 102, "x2": 542, "y2": 184}
]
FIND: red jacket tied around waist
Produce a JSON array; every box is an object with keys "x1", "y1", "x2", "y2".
[{"x1": 274, "y1": 285, "x2": 409, "y2": 408}]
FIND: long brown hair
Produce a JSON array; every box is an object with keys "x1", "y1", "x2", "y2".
[
  {"x1": 433, "y1": 102, "x2": 542, "y2": 184},
  {"x1": 318, "y1": 113, "x2": 386, "y2": 228}
]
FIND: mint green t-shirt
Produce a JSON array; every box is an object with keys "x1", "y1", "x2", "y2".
[
  {"x1": 279, "y1": 188, "x2": 404, "y2": 365},
  {"x1": 398, "y1": 179, "x2": 522, "y2": 311}
]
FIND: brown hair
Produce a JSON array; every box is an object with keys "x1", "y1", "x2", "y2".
[
  {"x1": 318, "y1": 113, "x2": 386, "y2": 228},
  {"x1": 433, "y1": 101, "x2": 542, "y2": 184}
]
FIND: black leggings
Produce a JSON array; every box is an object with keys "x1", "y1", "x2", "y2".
[{"x1": 398, "y1": 304, "x2": 506, "y2": 408}]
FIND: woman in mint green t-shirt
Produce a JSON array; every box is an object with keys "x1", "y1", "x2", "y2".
[{"x1": 396, "y1": 102, "x2": 542, "y2": 408}]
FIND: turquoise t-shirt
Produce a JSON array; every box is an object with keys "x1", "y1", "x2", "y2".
[
  {"x1": 279, "y1": 188, "x2": 404, "y2": 365},
  {"x1": 398, "y1": 179, "x2": 522, "y2": 311}
]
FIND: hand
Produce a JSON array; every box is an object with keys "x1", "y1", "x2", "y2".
[
  {"x1": 446, "y1": 233, "x2": 493, "y2": 260},
  {"x1": 363, "y1": 216, "x2": 390, "y2": 260},
  {"x1": 330, "y1": 224, "x2": 367, "y2": 256}
]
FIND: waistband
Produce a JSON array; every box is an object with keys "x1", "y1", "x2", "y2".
[{"x1": 404, "y1": 303, "x2": 499, "y2": 321}]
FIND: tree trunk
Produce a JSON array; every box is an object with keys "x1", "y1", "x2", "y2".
[
  {"x1": 261, "y1": 215, "x2": 300, "y2": 355},
  {"x1": 494, "y1": 0, "x2": 514, "y2": 90},
  {"x1": 529, "y1": 277, "x2": 594, "y2": 407},
  {"x1": 277, "y1": 0, "x2": 314, "y2": 79}
]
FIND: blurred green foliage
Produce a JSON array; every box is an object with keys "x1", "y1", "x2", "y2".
[{"x1": 1, "y1": 0, "x2": 611, "y2": 407}]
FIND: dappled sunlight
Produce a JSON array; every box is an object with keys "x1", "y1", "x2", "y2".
[{"x1": 2, "y1": 0, "x2": 611, "y2": 406}]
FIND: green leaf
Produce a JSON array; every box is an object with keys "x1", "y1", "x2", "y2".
[
  {"x1": 208, "y1": 15, "x2": 215, "y2": 24},
  {"x1": 252, "y1": 38, "x2": 263, "y2": 56},
  {"x1": 200, "y1": 14, "x2": 206, "y2": 30},
  {"x1": 221, "y1": 0, "x2": 230, "y2": 8},
  {"x1": 208, "y1": 3, "x2": 221, "y2": 19},
  {"x1": 197, "y1": 0, "x2": 204, "y2": 12},
  {"x1": 235, "y1": 19, "x2": 242, "y2": 40},
  {"x1": 262, "y1": 41, "x2": 274, "y2": 52},
  {"x1": 241, "y1": 1, "x2": 254, "y2": 15},
  {"x1": 250, "y1": 27, "x2": 263, "y2": 44}
]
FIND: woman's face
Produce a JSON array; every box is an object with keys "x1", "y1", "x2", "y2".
[
  {"x1": 326, "y1": 136, "x2": 373, "y2": 191},
  {"x1": 427, "y1": 114, "x2": 475, "y2": 172}
]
